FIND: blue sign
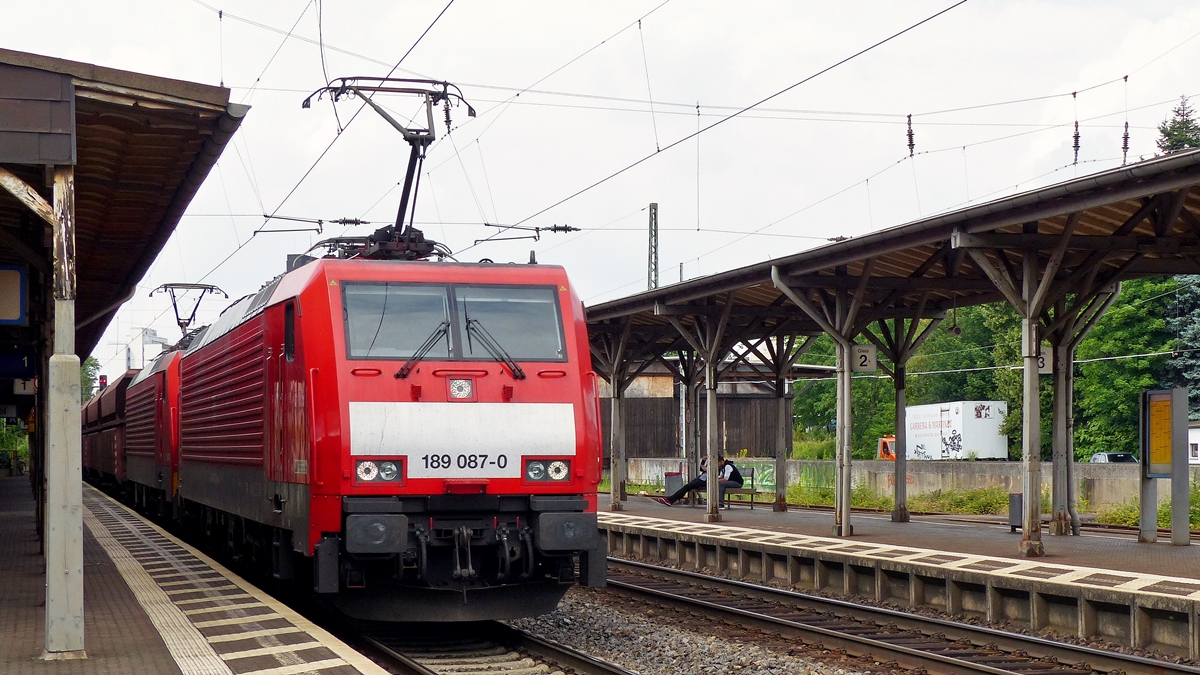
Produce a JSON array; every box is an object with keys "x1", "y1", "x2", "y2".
[
  {"x1": 0, "y1": 265, "x2": 27, "y2": 326},
  {"x1": 0, "y1": 351, "x2": 35, "y2": 379}
]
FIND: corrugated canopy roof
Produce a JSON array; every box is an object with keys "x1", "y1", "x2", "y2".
[
  {"x1": 587, "y1": 148, "x2": 1200, "y2": 376},
  {"x1": 0, "y1": 48, "x2": 246, "y2": 357}
]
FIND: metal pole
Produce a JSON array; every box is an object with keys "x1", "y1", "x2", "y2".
[
  {"x1": 46, "y1": 165, "x2": 84, "y2": 656},
  {"x1": 834, "y1": 342, "x2": 853, "y2": 536},
  {"x1": 774, "y1": 377, "x2": 788, "y2": 512},
  {"x1": 705, "y1": 360, "x2": 719, "y2": 523},
  {"x1": 647, "y1": 203, "x2": 659, "y2": 290},
  {"x1": 678, "y1": 380, "x2": 687, "y2": 467},
  {"x1": 609, "y1": 392, "x2": 625, "y2": 512},
  {"x1": 1050, "y1": 343, "x2": 1071, "y2": 535},
  {"x1": 1171, "y1": 387, "x2": 1190, "y2": 546},
  {"x1": 1019, "y1": 251, "x2": 1044, "y2": 557},
  {"x1": 691, "y1": 382, "x2": 702, "y2": 483},
  {"x1": 1064, "y1": 345, "x2": 1081, "y2": 536},
  {"x1": 892, "y1": 362, "x2": 910, "y2": 522}
]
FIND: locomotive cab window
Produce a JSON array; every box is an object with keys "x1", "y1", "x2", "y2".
[
  {"x1": 284, "y1": 302, "x2": 296, "y2": 362},
  {"x1": 343, "y1": 283, "x2": 452, "y2": 359},
  {"x1": 455, "y1": 285, "x2": 565, "y2": 361}
]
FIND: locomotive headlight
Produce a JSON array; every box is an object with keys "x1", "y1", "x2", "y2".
[
  {"x1": 356, "y1": 460, "x2": 379, "y2": 482},
  {"x1": 378, "y1": 461, "x2": 399, "y2": 481},
  {"x1": 526, "y1": 460, "x2": 546, "y2": 481},
  {"x1": 547, "y1": 460, "x2": 570, "y2": 481}
]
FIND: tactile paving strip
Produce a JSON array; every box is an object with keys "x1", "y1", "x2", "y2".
[
  {"x1": 83, "y1": 485, "x2": 388, "y2": 675},
  {"x1": 599, "y1": 512, "x2": 1200, "y2": 602}
]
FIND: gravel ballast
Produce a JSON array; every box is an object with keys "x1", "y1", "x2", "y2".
[{"x1": 508, "y1": 588, "x2": 870, "y2": 675}]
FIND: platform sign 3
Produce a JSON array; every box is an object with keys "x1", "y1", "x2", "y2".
[
  {"x1": 1038, "y1": 345, "x2": 1053, "y2": 375},
  {"x1": 850, "y1": 344, "x2": 877, "y2": 373}
]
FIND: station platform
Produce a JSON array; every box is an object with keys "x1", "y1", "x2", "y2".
[
  {"x1": 601, "y1": 496, "x2": 1200, "y2": 656},
  {"x1": 610, "y1": 495, "x2": 1196, "y2": 577},
  {"x1": 0, "y1": 476, "x2": 388, "y2": 675}
]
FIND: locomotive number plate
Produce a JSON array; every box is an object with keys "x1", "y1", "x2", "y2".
[{"x1": 416, "y1": 453, "x2": 511, "y2": 478}]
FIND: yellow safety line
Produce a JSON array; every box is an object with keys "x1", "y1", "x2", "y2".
[
  {"x1": 88, "y1": 486, "x2": 393, "y2": 675},
  {"x1": 83, "y1": 501, "x2": 234, "y2": 675},
  {"x1": 235, "y1": 658, "x2": 347, "y2": 675},
  {"x1": 206, "y1": 627, "x2": 307, "y2": 643},
  {"x1": 219, "y1": 643, "x2": 326, "y2": 661}
]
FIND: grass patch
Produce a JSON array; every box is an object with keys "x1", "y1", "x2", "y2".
[
  {"x1": 792, "y1": 429, "x2": 835, "y2": 460},
  {"x1": 1096, "y1": 482, "x2": 1200, "y2": 531},
  {"x1": 784, "y1": 482, "x2": 895, "y2": 510},
  {"x1": 908, "y1": 486, "x2": 1011, "y2": 515}
]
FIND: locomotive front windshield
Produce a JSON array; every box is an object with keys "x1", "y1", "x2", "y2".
[
  {"x1": 342, "y1": 282, "x2": 565, "y2": 361},
  {"x1": 343, "y1": 283, "x2": 451, "y2": 359},
  {"x1": 455, "y1": 286, "x2": 564, "y2": 360}
]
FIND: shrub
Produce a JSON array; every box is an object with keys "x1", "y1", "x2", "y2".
[{"x1": 908, "y1": 486, "x2": 1011, "y2": 515}]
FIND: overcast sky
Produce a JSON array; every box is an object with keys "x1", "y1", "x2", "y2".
[{"x1": 3, "y1": 1, "x2": 1199, "y2": 381}]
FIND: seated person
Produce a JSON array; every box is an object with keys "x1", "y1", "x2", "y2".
[{"x1": 657, "y1": 456, "x2": 743, "y2": 507}]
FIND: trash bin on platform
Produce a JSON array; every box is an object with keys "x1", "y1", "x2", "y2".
[
  {"x1": 1008, "y1": 493, "x2": 1022, "y2": 533},
  {"x1": 664, "y1": 471, "x2": 682, "y2": 499}
]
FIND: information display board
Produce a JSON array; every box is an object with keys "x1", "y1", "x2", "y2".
[
  {"x1": 0, "y1": 265, "x2": 26, "y2": 326},
  {"x1": 1142, "y1": 389, "x2": 1175, "y2": 478}
]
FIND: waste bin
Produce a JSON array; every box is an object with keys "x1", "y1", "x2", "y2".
[
  {"x1": 1008, "y1": 493, "x2": 1022, "y2": 533},
  {"x1": 664, "y1": 471, "x2": 682, "y2": 499}
]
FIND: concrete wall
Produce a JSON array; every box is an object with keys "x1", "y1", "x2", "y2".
[{"x1": 626, "y1": 458, "x2": 1200, "y2": 509}]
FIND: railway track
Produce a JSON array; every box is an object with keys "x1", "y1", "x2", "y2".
[
  {"x1": 607, "y1": 557, "x2": 1200, "y2": 675},
  {"x1": 360, "y1": 622, "x2": 635, "y2": 675}
]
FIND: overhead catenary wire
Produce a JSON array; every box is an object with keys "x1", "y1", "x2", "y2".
[
  {"x1": 189, "y1": 0, "x2": 1197, "y2": 133},
  {"x1": 99, "y1": 0, "x2": 457, "y2": 372},
  {"x1": 465, "y1": 0, "x2": 970, "y2": 255},
  {"x1": 638, "y1": 19, "x2": 661, "y2": 152}
]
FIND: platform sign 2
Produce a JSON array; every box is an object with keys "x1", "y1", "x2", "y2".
[
  {"x1": 0, "y1": 265, "x2": 27, "y2": 326},
  {"x1": 850, "y1": 344, "x2": 877, "y2": 373}
]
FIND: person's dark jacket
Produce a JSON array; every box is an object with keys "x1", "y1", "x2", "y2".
[{"x1": 723, "y1": 461, "x2": 744, "y2": 487}]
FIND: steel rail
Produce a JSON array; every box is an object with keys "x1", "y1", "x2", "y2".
[
  {"x1": 362, "y1": 622, "x2": 635, "y2": 675},
  {"x1": 608, "y1": 558, "x2": 1200, "y2": 675}
]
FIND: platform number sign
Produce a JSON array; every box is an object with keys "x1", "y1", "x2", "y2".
[
  {"x1": 850, "y1": 344, "x2": 877, "y2": 373},
  {"x1": 1038, "y1": 345, "x2": 1052, "y2": 375}
]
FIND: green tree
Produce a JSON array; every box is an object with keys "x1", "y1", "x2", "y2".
[
  {"x1": 80, "y1": 355, "x2": 100, "y2": 400},
  {"x1": 1074, "y1": 278, "x2": 1176, "y2": 457},
  {"x1": 907, "y1": 305, "x2": 999, "y2": 406},
  {"x1": 1157, "y1": 96, "x2": 1200, "y2": 154},
  {"x1": 1168, "y1": 276, "x2": 1200, "y2": 419}
]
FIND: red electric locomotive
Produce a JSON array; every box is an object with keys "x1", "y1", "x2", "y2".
[{"x1": 171, "y1": 246, "x2": 605, "y2": 620}]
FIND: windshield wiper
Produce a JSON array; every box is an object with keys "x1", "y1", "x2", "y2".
[
  {"x1": 465, "y1": 318, "x2": 526, "y2": 380},
  {"x1": 395, "y1": 321, "x2": 449, "y2": 378}
]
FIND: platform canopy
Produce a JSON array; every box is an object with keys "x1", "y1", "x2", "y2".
[
  {"x1": 0, "y1": 48, "x2": 247, "y2": 358},
  {"x1": 588, "y1": 148, "x2": 1200, "y2": 343},
  {"x1": 586, "y1": 147, "x2": 1200, "y2": 549}
]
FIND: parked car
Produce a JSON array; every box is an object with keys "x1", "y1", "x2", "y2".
[{"x1": 1089, "y1": 452, "x2": 1138, "y2": 463}]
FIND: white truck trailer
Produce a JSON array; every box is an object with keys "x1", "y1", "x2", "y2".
[{"x1": 905, "y1": 400, "x2": 1008, "y2": 460}]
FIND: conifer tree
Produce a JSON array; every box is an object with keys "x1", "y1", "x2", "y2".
[{"x1": 1157, "y1": 95, "x2": 1200, "y2": 154}]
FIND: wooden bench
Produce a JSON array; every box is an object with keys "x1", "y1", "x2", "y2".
[
  {"x1": 724, "y1": 467, "x2": 760, "y2": 509},
  {"x1": 683, "y1": 467, "x2": 762, "y2": 509}
]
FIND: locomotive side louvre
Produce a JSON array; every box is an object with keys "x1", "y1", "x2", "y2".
[
  {"x1": 177, "y1": 289, "x2": 313, "y2": 543},
  {"x1": 180, "y1": 322, "x2": 267, "y2": 466}
]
